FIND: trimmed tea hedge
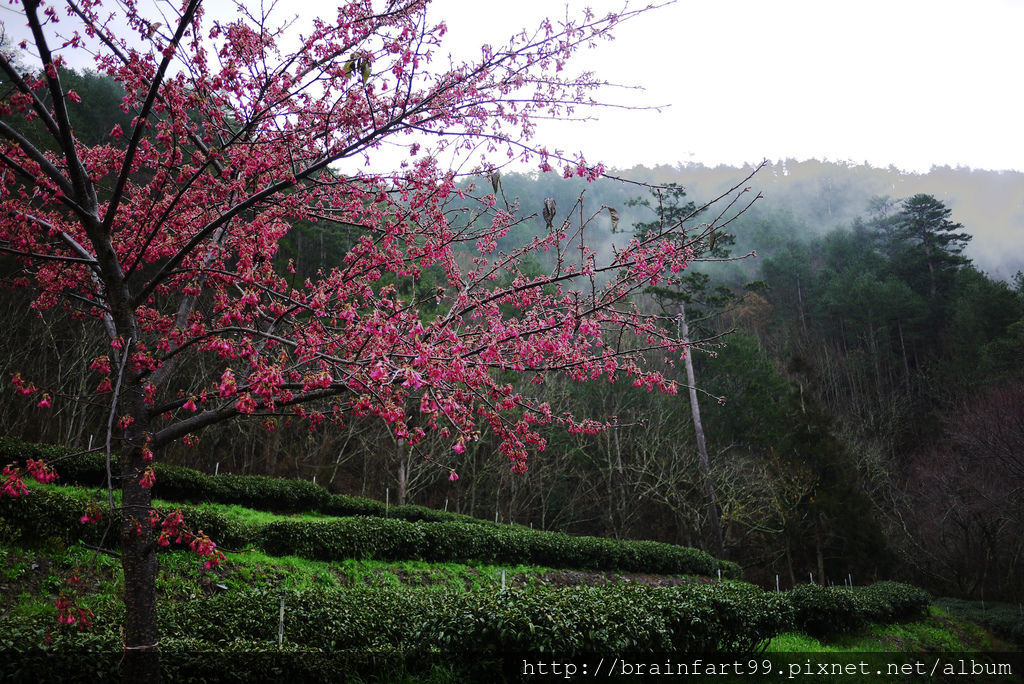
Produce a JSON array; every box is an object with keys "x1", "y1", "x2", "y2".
[
  {"x1": 260, "y1": 517, "x2": 739, "y2": 577},
  {"x1": 0, "y1": 580, "x2": 933, "y2": 676},
  {"x1": 0, "y1": 486, "x2": 110, "y2": 547},
  {"x1": 1, "y1": 486, "x2": 740, "y2": 578},
  {"x1": 3, "y1": 582, "x2": 793, "y2": 655},
  {"x1": 787, "y1": 582, "x2": 930, "y2": 637},
  {"x1": 2, "y1": 580, "x2": 930, "y2": 659},
  {"x1": 2, "y1": 436, "x2": 740, "y2": 578},
  {"x1": 0, "y1": 436, "x2": 502, "y2": 525},
  {"x1": 0, "y1": 487, "x2": 256, "y2": 552}
]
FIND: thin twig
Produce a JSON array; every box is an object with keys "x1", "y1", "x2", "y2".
[{"x1": 79, "y1": 541, "x2": 121, "y2": 559}]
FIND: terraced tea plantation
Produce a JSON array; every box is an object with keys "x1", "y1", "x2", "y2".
[{"x1": 0, "y1": 438, "x2": 1013, "y2": 681}]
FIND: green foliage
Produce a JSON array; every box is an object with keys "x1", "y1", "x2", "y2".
[
  {"x1": 933, "y1": 598, "x2": 1024, "y2": 645},
  {"x1": 786, "y1": 582, "x2": 930, "y2": 638},
  {"x1": 4, "y1": 483, "x2": 738, "y2": 578},
  {"x1": 172, "y1": 505, "x2": 258, "y2": 551},
  {"x1": 858, "y1": 581, "x2": 932, "y2": 623},
  {"x1": 768, "y1": 606, "x2": 993, "y2": 655},
  {"x1": 0, "y1": 436, "x2": 75, "y2": 467},
  {"x1": 890, "y1": 193, "x2": 971, "y2": 299},
  {"x1": 6, "y1": 578, "x2": 934, "y2": 661},
  {"x1": 3, "y1": 581, "x2": 791, "y2": 657},
  {"x1": 772, "y1": 368, "x2": 894, "y2": 580},
  {"x1": 788, "y1": 584, "x2": 868, "y2": 637},
  {"x1": 260, "y1": 517, "x2": 425, "y2": 563},
  {"x1": 0, "y1": 436, "x2": 484, "y2": 524},
  {"x1": 944, "y1": 267, "x2": 1024, "y2": 381},
  {"x1": 0, "y1": 487, "x2": 107, "y2": 548},
  {"x1": 0, "y1": 65, "x2": 133, "y2": 157},
  {"x1": 260, "y1": 516, "x2": 738, "y2": 577},
  {"x1": 696, "y1": 332, "x2": 789, "y2": 448},
  {"x1": 0, "y1": 485, "x2": 256, "y2": 556}
]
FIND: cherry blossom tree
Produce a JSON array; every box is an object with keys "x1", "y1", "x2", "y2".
[{"x1": 1, "y1": 0, "x2": 756, "y2": 677}]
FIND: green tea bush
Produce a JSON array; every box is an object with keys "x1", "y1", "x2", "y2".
[
  {"x1": 699, "y1": 582, "x2": 796, "y2": 651},
  {"x1": 0, "y1": 436, "x2": 113, "y2": 487},
  {"x1": 787, "y1": 584, "x2": 868, "y2": 636},
  {"x1": 259, "y1": 517, "x2": 428, "y2": 561},
  {"x1": 0, "y1": 488, "x2": 107, "y2": 547},
  {"x1": 1, "y1": 580, "x2": 791, "y2": 669},
  {"x1": 257, "y1": 516, "x2": 737, "y2": 577},
  {"x1": 0, "y1": 487, "x2": 256, "y2": 555},
  {"x1": 6, "y1": 487, "x2": 738, "y2": 578},
  {"x1": 858, "y1": 580, "x2": 930, "y2": 623},
  {"x1": 321, "y1": 493, "x2": 387, "y2": 518},
  {"x1": 174, "y1": 506, "x2": 258, "y2": 551},
  {"x1": 0, "y1": 436, "x2": 72, "y2": 464},
  {"x1": 786, "y1": 582, "x2": 930, "y2": 637},
  {"x1": 157, "y1": 582, "x2": 790, "y2": 654},
  {"x1": 417, "y1": 520, "x2": 504, "y2": 562}
]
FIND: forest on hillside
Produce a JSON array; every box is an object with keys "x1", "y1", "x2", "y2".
[{"x1": 2, "y1": 67, "x2": 1022, "y2": 605}]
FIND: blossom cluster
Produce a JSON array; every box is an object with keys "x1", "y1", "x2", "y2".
[
  {"x1": 2, "y1": 466, "x2": 29, "y2": 498},
  {"x1": 80, "y1": 502, "x2": 103, "y2": 525},
  {"x1": 150, "y1": 509, "x2": 226, "y2": 569},
  {"x1": 55, "y1": 576, "x2": 93, "y2": 631},
  {"x1": 1, "y1": 0, "x2": 711, "y2": 481},
  {"x1": 1, "y1": 457, "x2": 61, "y2": 499}
]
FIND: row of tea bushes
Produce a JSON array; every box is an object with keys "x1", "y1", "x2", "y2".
[
  {"x1": 1, "y1": 487, "x2": 739, "y2": 578},
  {"x1": 1, "y1": 436, "x2": 740, "y2": 578},
  {"x1": 258, "y1": 517, "x2": 738, "y2": 576},
  {"x1": 0, "y1": 578, "x2": 932, "y2": 682},
  {"x1": 1, "y1": 488, "x2": 929, "y2": 639},
  {"x1": 787, "y1": 582, "x2": 931, "y2": 637},
  {"x1": 0, "y1": 437, "x2": 419, "y2": 520},
  {"x1": 3, "y1": 582, "x2": 792, "y2": 657}
]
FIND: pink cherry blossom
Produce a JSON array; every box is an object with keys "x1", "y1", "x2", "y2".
[{"x1": 0, "y1": 0, "x2": 745, "y2": 653}]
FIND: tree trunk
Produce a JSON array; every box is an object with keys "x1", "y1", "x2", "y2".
[
  {"x1": 785, "y1": 537, "x2": 796, "y2": 589},
  {"x1": 612, "y1": 423, "x2": 627, "y2": 539},
  {"x1": 120, "y1": 385, "x2": 159, "y2": 683},
  {"x1": 924, "y1": 242, "x2": 937, "y2": 298},
  {"x1": 396, "y1": 439, "x2": 407, "y2": 506},
  {"x1": 679, "y1": 301, "x2": 724, "y2": 558},
  {"x1": 814, "y1": 512, "x2": 826, "y2": 585},
  {"x1": 795, "y1": 274, "x2": 808, "y2": 336},
  {"x1": 897, "y1": 318, "x2": 911, "y2": 388}
]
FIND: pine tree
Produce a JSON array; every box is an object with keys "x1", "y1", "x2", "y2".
[{"x1": 892, "y1": 194, "x2": 971, "y2": 299}]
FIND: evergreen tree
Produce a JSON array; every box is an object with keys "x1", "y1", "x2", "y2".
[{"x1": 891, "y1": 194, "x2": 971, "y2": 299}]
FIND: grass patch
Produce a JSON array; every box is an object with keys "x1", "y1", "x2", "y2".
[
  {"x1": 24, "y1": 479, "x2": 102, "y2": 500},
  {"x1": 219, "y1": 551, "x2": 554, "y2": 593},
  {"x1": 172, "y1": 501, "x2": 330, "y2": 525},
  {"x1": 765, "y1": 632, "x2": 831, "y2": 652},
  {"x1": 1, "y1": 534, "x2": 560, "y2": 617},
  {"x1": 26, "y1": 480, "x2": 328, "y2": 525},
  {"x1": 767, "y1": 605, "x2": 996, "y2": 654}
]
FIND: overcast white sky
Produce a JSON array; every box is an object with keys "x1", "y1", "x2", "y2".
[
  {"x1": 3, "y1": 0, "x2": 1021, "y2": 172},
  {"x1": 428, "y1": 0, "x2": 1024, "y2": 173}
]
